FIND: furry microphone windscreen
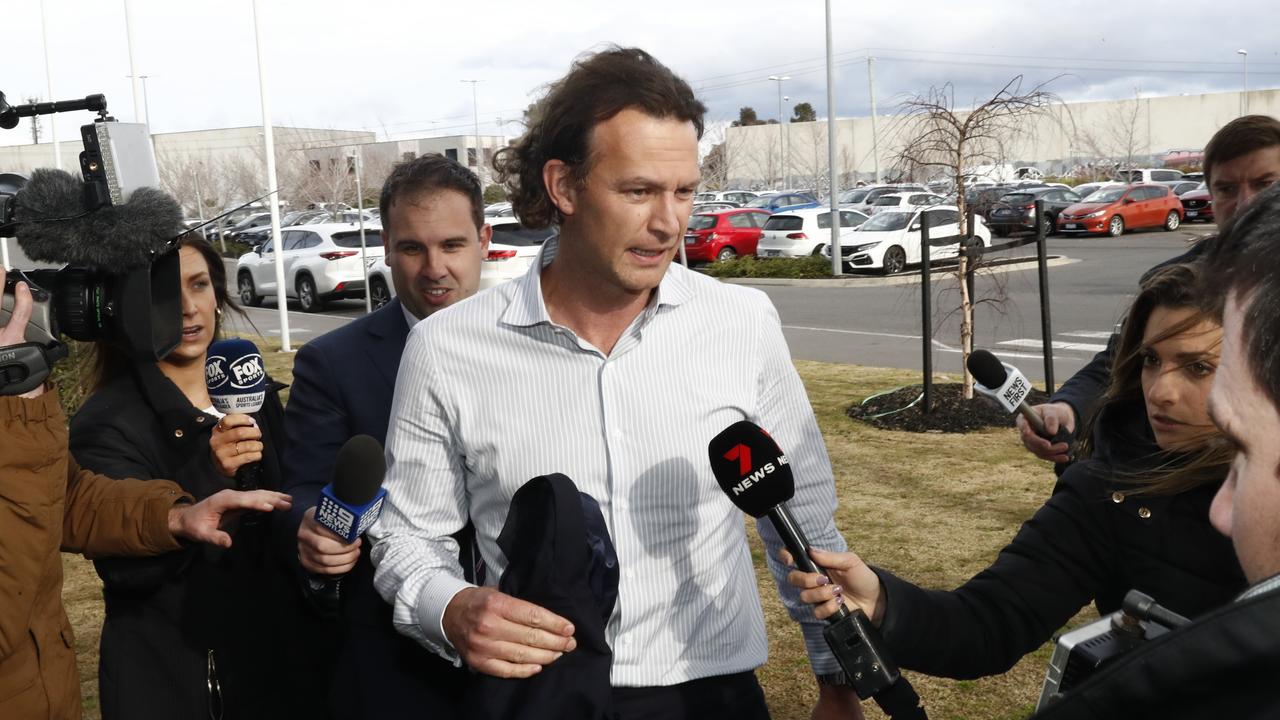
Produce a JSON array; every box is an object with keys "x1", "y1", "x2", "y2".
[{"x1": 13, "y1": 168, "x2": 183, "y2": 271}]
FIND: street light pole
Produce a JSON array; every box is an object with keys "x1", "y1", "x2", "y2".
[
  {"x1": 867, "y1": 56, "x2": 881, "y2": 184},
  {"x1": 252, "y1": 0, "x2": 291, "y2": 352},
  {"x1": 825, "y1": 0, "x2": 841, "y2": 276},
  {"x1": 768, "y1": 75, "x2": 789, "y2": 190},
  {"x1": 462, "y1": 79, "x2": 482, "y2": 186},
  {"x1": 40, "y1": 0, "x2": 61, "y2": 169},
  {"x1": 1237, "y1": 49, "x2": 1249, "y2": 115},
  {"x1": 122, "y1": 0, "x2": 144, "y2": 124}
]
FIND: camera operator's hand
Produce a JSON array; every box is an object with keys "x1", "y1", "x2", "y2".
[
  {"x1": 210, "y1": 413, "x2": 263, "y2": 476},
  {"x1": 168, "y1": 489, "x2": 292, "y2": 547},
  {"x1": 780, "y1": 547, "x2": 886, "y2": 625},
  {"x1": 0, "y1": 267, "x2": 43, "y2": 399}
]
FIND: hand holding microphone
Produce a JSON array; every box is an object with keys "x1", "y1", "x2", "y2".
[
  {"x1": 298, "y1": 434, "x2": 385, "y2": 576},
  {"x1": 206, "y1": 338, "x2": 268, "y2": 490},
  {"x1": 967, "y1": 349, "x2": 1077, "y2": 462},
  {"x1": 210, "y1": 413, "x2": 263, "y2": 477}
]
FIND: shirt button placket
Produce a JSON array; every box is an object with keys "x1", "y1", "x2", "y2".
[{"x1": 599, "y1": 358, "x2": 634, "y2": 667}]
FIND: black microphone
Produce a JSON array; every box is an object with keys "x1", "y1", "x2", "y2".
[
  {"x1": 708, "y1": 421, "x2": 924, "y2": 718},
  {"x1": 968, "y1": 348, "x2": 1076, "y2": 455},
  {"x1": 314, "y1": 434, "x2": 388, "y2": 544},
  {"x1": 206, "y1": 338, "x2": 268, "y2": 494},
  {"x1": 11, "y1": 168, "x2": 182, "y2": 271}
]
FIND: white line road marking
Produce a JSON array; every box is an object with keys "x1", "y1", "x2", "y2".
[
  {"x1": 998, "y1": 338, "x2": 1107, "y2": 352},
  {"x1": 1060, "y1": 330, "x2": 1114, "y2": 339},
  {"x1": 783, "y1": 325, "x2": 922, "y2": 341}
]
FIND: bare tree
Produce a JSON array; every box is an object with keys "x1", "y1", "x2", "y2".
[
  {"x1": 1072, "y1": 89, "x2": 1146, "y2": 178},
  {"x1": 891, "y1": 76, "x2": 1058, "y2": 397}
]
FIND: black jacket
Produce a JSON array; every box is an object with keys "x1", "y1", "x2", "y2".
[
  {"x1": 1032, "y1": 581, "x2": 1280, "y2": 720},
  {"x1": 1050, "y1": 239, "x2": 1211, "y2": 430},
  {"x1": 280, "y1": 299, "x2": 471, "y2": 717},
  {"x1": 70, "y1": 360, "x2": 321, "y2": 720},
  {"x1": 872, "y1": 402, "x2": 1246, "y2": 679}
]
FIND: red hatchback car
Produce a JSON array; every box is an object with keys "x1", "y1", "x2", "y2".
[
  {"x1": 1056, "y1": 184, "x2": 1183, "y2": 237},
  {"x1": 1180, "y1": 184, "x2": 1214, "y2": 222},
  {"x1": 683, "y1": 208, "x2": 771, "y2": 263}
]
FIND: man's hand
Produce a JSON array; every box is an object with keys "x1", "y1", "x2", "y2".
[
  {"x1": 167, "y1": 489, "x2": 292, "y2": 547},
  {"x1": 781, "y1": 547, "x2": 886, "y2": 625},
  {"x1": 210, "y1": 413, "x2": 263, "y2": 476},
  {"x1": 298, "y1": 505, "x2": 361, "y2": 575},
  {"x1": 0, "y1": 267, "x2": 44, "y2": 399},
  {"x1": 1016, "y1": 402, "x2": 1076, "y2": 463},
  {"x1": 813, "y1": 683, "x2": 864, "y2": 720},
  {"x1": 443, "y1": 586, "x2": 577, "y2": 678}
]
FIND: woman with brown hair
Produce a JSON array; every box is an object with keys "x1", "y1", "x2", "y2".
[
  {"x1": 784, "y1": 262, "x2": 1245, "y2": 680},
  {"x1": 69, "y1": 235, "x2": 318, "y2": 719}
]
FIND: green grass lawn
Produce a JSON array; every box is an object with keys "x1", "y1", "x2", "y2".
[{"x1": 61, "y1": 343, "x2": 1086, "y2": 719}]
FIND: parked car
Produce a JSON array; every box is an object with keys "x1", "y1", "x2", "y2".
[
  {"x1": 1056, "y1": 184, "x2": 1183, "y2": 237},
  {"x1": 223, "y1": 211, "x2": 274, "y2": 241},
  {"x1": 756, "y1": 207, "x2": 869, "y2": 258},
  {"x1": 237, "y1": 223, "x2": 384, "y2": 312},
  {"x1": 484, "y1": 201, "x2": 514, "y2": 217},
  {"x1": 867, "y1": 191, "x2": 945, "y2": 215},
  {"x1": 825, "y1": 205, "x2": 990, "y2": 275},
  {"x1": 1180, "y1": 183, "x2": 1214, "y2": 222},
  {"x1": 694, "y1": 190, "x2": 758, "y2": 205},
  {"x1": 1160, "y1": 180, "x2": 1202, "y2": 196},
  {"x1": 836, "y1": 188, "x2": 871, "y2": 206},
  {"x1": 965, "y1": 184, "x2": 1017, "y2": 219},
  {"x1": 690, "y1": 201, "x2": 740, "y2": 214},
  {"x1": 845, "y1": 185, "x2": 927, "y2": 213},
  {"x1": 1069, "y1": 181, "x2": 1126, "y2": 201},
  {"x1": 1181, "y1": 171, "x2": 1205, "y2": 182},
  {"x1": 1113, "y1": 168, "x2": 1185, "y2": 183},
  {"x1": 743, "y1": 192, "x2": 820, "y2": 214},
  {"x1": 682, "y1": 208, "x2": 772, "y2": 263},
  {"x1": 986, "y1": 186, "x2": 1082, "y2": 236}
]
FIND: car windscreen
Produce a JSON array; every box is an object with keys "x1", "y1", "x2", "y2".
[
  {"x1": 873, "y1": 196, "x2": 901, "y2": 206},
  {"x1": 1116, "y1": 171, "x2": 1143, "y2": 183},
  {"x1": 687, "y1": 215, "x2": 717, "y2": 231},
  {"x1": 840, "y1": 189, "x2": 869, "y2": 204},
  {"x1": 763, "y1": 215, "x2": 803, "y2": 231},
  {"x1": 1083, "y1": 187, "x2": 1127, "y2": 203},
  {"x1": 744, "y1": 196, "x2": 774, "y2": 208},
  {"x1": 332, "y1": 231, "x2": 383, "y2": 248},
  {"x1": 1001, "y1": 193, "x2": 1036, "y2": 204},
  {"x1": 859, "y1": 212, "x2": 912, "y2": 231}
]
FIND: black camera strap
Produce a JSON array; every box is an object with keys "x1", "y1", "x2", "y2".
[{"x1": 0, "y1": 341, "x2": 67, "y2": 396}]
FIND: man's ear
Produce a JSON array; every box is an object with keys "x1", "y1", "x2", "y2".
[
  {"x1": 543, "y1": 159, "x2": 577, "y2": 218},
  {"x1": 478, "y1": 223, "x2": 492, "y2": 255}
]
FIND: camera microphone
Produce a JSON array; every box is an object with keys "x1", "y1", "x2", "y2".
[{"x1": 10, "y1": 168, "x2": 182, "y2": 270}]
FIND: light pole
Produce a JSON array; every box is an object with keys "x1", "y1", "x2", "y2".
[
  {"x1": 126, "y1": 74, "x2": 152, "y2": 127},
  {"x1": 40, "y1": 0, "x2": 61, "y2": 169},
  {"x1": 252, "y1": 0, "x2": 291, "y2": 352},
  {"x1": 768, "y1": 75, "x2": 789, "y2": 189},
  {"x1": 462, "y1": 79, "x2": 483, "y2": 186},
  {"x1": 1237, "y1": 49, "x2": 1249, "y2": 115},
  {"x1": 349, "y1": 147, "x2": 371, "y2": 313}
]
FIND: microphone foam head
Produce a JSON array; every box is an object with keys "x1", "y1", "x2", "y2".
[
  {"x1": 205, "y1": 338, "x2": 266, "y2": 414},
  {"x1": 332, "y1": 435, "x2": 387, "y2": 506},
  {"x1": 708, "y1": 420, "x2": 795, "y2": 518},
  {"x1": 967, "y1": 349, "x2": 1009, "y2": 389}
]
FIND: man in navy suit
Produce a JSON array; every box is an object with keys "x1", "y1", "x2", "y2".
[{"x1": 282, "y1": 154, "x2": 491, "y2": 716}]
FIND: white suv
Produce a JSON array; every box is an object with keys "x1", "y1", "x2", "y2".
[{"x1": 236, "y1": 222, "x2": 383, "y2": 312}]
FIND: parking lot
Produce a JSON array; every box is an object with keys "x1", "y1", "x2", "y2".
[{"x1": 224, "y1": 221, "x2": 1214, "y2": 385}]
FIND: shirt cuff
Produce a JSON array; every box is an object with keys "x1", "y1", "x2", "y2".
[
  {"x1": 802, "y1": 620, "x2": 842, "y2": 674},
  {"x1": 416, "y1": 572, "x2": 476, "y2": 665}
]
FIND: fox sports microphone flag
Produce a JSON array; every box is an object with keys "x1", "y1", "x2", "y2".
[{"x1": 206, "y1": 338, "x2": 266, "y2": 414}]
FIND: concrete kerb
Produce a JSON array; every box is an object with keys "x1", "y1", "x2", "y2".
[{"x1": 717, "y1": 254, "x2": 1079, "y2": 288}]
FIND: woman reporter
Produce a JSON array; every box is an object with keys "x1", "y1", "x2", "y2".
[
  {"x1": 786, "y1": 263, "x2": 1245, "y2": 680},
  {"x1": 69, "y1": 236, "x2": 312, "y2": 719}
]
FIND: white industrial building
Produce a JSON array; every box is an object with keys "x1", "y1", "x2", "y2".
[{"x1": 720, "y1": 87, "x2": 1280, "y2": 190}]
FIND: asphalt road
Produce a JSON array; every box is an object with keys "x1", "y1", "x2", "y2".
[{"x1": 221, "y1": 222, "x2": 1216, "y2": 386}]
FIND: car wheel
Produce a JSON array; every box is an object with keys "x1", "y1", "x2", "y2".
[
  {"x1": 297, "y1": 275, "x2": 323, "y2": 313},
  {"x1": 1040, "y1": 213, "x2": 1054, "y2": 237},
  {"x1": 370, "y1": 276, "x2": 391, "y2": 309},
  {"x1": 880, "y1": 246, "x2": 906, "y2": 275},
  {"x1": 811, "y1": 244, "x2": 825, "y2": 257},
  {"x1": 1163, "y1": 211, "x2": 1181, "y2": 231},
  {"x1": 1107, "y1": 215, "x2": 1125, "y2": 238},
  {"x1": 716, "y1": 247, "x2": 737, "y2": 263},
  {"x1": 238, "y1": 272, "x2": 262, "y2": 307}
]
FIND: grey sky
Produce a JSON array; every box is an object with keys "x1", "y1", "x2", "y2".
[{"x1": 3, "y1": 0, "x2": 1276, "y2": 151}]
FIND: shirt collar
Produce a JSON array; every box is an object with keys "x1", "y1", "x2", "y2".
[
  {"x1": 499, "y1": 233, "x2": 696, "y2": 329},
  {"x1": 1239, "y1": 572, "x2": 1280, "y2": 601},
  {"x1": 401, "y1": 303, "x2": 421, "y2": 331}
]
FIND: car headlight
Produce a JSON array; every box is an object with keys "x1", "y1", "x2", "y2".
[
  {"x1": 1083, "y1": 210, "x2": 1106, "y2": 219},
  {"x1": 848, "y1": 242, "x2": 879, "y2": 253}
]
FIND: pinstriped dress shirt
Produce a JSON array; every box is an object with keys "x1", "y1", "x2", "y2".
[{"x1": 369, "y1": 237, "x2": 848, "y2": 685}]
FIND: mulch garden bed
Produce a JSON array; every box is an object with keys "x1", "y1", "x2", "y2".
[{"x1": 846, "y1": 382, "x2": 1052, "y2": 433}]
